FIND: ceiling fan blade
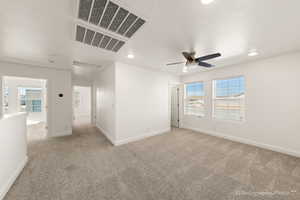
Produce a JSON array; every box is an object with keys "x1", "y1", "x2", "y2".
[
  {"x1": 198, "y1": 61, "x2": 213, "y2": 68},
  {"x1": 166, "y1": 61, "x2": 185, "y2": 66},
  {"x1": 196, "y1": 53, "x2": 221, "y2": 62},
  {"x1": 182, "y1": 52, "x2": 194, "y2": 62}
]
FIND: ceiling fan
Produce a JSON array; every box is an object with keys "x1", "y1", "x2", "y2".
[{"x1": 166, "y1": 52, "x2": 221, "y2": 68}]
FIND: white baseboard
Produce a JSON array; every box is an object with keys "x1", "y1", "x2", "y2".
[
  {"x1": 114, "y1": 128, "x2": 171, "y2": 146},
  {"x1": 0, "y1": 156, "x2": 28, "y2": 200},
  {"x1": 95, "y1": 123, "x2": 115, "y2": 145},
  {"x1": 183, "y1": 126, "x2": 300, "y2": 158}
]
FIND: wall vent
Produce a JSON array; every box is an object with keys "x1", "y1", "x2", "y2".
[
  {"x1": 75, "y1": 25, "x2": 125, "y2": 52},
  {"x1": 78, "y1": 0, "x2": 146, "y2": 38}
]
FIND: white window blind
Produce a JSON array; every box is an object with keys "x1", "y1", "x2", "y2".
[
  {"x1": 184, "y1": 82, "x2": 205, "y2": 117},
  {"x1": 213, "y1": 76, "x2": 245, "y2": 121}
]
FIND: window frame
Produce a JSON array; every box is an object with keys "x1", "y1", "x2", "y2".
[
  {"x1": 183, "y1": 81, "x2": 205, "y2": 118},
  {"x1": 212, "y1": 75, "x2": 246, "y2": 123},
  {"x1": 17, "y1": 87, "x2": 43, "y2": 113}
]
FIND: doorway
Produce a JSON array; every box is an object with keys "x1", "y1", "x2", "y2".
[
  {"x1": 73, "y1": 86, "x2": 91, "y2": 125},
  {"x1": 171, "y1": 86, "x2": 180, "y2": 128},
  {"x1": 2, "y1": 76, "x2": 48, "y2": 141}
]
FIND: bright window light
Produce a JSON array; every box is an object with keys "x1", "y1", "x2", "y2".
[
  {"x1": 213, "y1": 76, "x2": 245, "y2": 121},
  {"x1": 184, "y1": 82, "x2": 205, "y2": 117},
  {"x1": 127, "y1": 54, "x2": 134, "y2": 59}
]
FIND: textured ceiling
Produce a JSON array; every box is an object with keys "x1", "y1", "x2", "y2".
[{"x1": 1, "y1": 0, "x2": 300, "y2": 76}]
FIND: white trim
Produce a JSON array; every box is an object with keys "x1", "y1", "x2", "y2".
[
  {"x1": 0, "y1": 156, "x2": 28, "y2": 200},
  {"x1": 183, "y1": 126, "x2": 300, "y2": 158},
  {"x1": 95, "y1": 123, "x2": 115, "y2": 145},
  {"x1": 114, "y1": 128, "x2": 170, "y2": 146}
]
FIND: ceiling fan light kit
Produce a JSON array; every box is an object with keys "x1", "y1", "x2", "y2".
[{"x1": 167, "y1": 51, "x2": 221, "y2": 70}]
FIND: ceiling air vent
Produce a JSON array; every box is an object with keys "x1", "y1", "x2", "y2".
[
  {"x1": 117, "y1": 13, "x2": 137, "y2": 35},
  {"x1": 78, "y1": 0, "x2": 93, "y2": 21},
  {"x1": 84, "y1": 29, "x2": 95, "y2": 44},
  {"x1": 76, "y1": 25, "x2": 86, "y2": 42},
  {"x1": 125, "y1": 18, "x2": 145, "y2": 38},
  {"x1": 89, "y1": 0, "x2": 107, "y2": 25},
  {"x1": 106, "y1": 38, "x2": 118, "y2": 50},
  {"x1": 75, "y1": 25, "x2": 125, "y2": 52},
  {"x1": 112, "y1": 41, "x2": 125, "y2": 52},
  {"x1": 99, "y1": 35, "x2": 111, "y2": 48},
  {"x1": 77, "y1": 0, "x2": 146, "y2": 38},
  {"x1": 92, "y1": 32, "x2": 104, "y2": 47},
  {"x1": 109, "y1": 8, "x2": 129, "y2": 32}
]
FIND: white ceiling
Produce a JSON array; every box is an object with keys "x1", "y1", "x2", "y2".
[{"x1": 1, "y1": 0, "x2": 300, "y2": 75}]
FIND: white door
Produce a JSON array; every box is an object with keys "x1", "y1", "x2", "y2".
[
  {"x1": 73, "y1": 86, "x2": 91, "y2": 124},
  {"x1": 171, "y1": 86, "x2": 180, "y2": 128}
]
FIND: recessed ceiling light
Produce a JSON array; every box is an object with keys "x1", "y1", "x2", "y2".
[
  {"x1": 201, "y1": 0, "x2": 215, "y2": 5},
  {"x1": 128, "y1": 54, "x2": 134, "y2": 59},
  {"x1": 248, "y1": 50, "x2": 258, "y2": 57}
]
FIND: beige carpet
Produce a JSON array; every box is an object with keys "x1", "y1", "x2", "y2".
[
  {"x1": 4, "y1": 125, "x2": 300, "y2": 200},
  {"x1": 27, "y1": 122, "x2": 47, "y2": 142}
]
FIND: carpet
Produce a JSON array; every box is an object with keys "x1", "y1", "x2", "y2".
[{"x1": 4, "y1": 125, "x2": 300, "y2": 200}]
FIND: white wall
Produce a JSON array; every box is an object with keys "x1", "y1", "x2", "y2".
[
  {"x1": 3, "y1": 77, "x2": 46, "y2": 123},
  {"x1": 0, "y1": 77, "x2": 2, "y2": 118},
  {"x1": 181, "y1": 52, "x2": 300, "y2": 157},
  {"x1": 0, "y1": 113, "x2": 27, "y2": 200},
  {"x1": 94, "y1": 64, "x2": 116, "y2": 142},
  {"x1": 94, "y1": 62, "x2": 179, "y2": 145},
  {"x1": 0, "y1": 61, "x2": 72, "y2": 137},
  {"x1": 114, "y1": 62, "x2": 179, "y2": 145}
]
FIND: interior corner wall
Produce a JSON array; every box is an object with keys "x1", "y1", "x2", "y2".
[
  {"x1": 180, "y1": 51, "x2": 300, "y2": 157},
  {"x1": 114, "y1": 62, "x2": 179, "y2": 145},
  {"x1": 0, "y1": 61, "x2": 72, "y2": 137},
  {"x1": 94, "y1": 63, "x2": 116, "y2": 143}
]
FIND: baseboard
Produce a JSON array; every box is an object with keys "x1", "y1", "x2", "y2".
[
  {"x1": 0, "y1": 156, "x2": 28, "y2": 200},
  {"x1": 183, "y1": 126, "x2": 300, "y2": 158},
  {"x1": 95, "y1": 123, "x2": 115, "y2": 145},
  {"x1": 114, "y1": 128, "x2": 171, "y2": 146}
]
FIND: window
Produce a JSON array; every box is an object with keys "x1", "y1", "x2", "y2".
[
  {"x1": 213, "y1": 76, "x2": 245, "y2": 121},
  {"x1": 18, "y1": 88, "x2": 42, "y2": 113},
  {"x1": 184, "y1": 82, "x2": 205, "y2": 117}
]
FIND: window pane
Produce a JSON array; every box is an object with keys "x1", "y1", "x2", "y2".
[
  {"x1": 215, "y1": 76, "x2": 245, "y2": 97},
  {"x1": 213, "y1": 77, "x2": 245, "y2": 121},
  {"x1": 186, "y1": 82, "x2": 204, "y2": 97},
  {"x1": 18, "y1": 88, "x2": 42, "y2": 113},
  {"x1": 184, "y1": 82, "x2": 205, "y2": 117}
]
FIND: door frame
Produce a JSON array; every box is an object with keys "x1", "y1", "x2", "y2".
[
  {"x1": 170, "y1": 84, "x2": 181, "y2": 128},
  {"x1": 1, "y1": 76, "x2": 50, "y2": 137},
  {"x1": 72, "y1": 85, "x2": 92, "y2": 125}
]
